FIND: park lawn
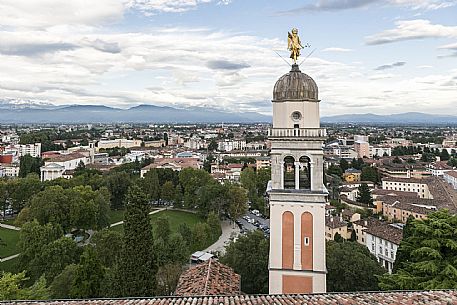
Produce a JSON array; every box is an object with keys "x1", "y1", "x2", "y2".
[
  {"x1": 107, "y1": 209, "x2": 125, "y2": 224},
  {"x1": 0, "y1": 227, "x2": 20, "y2": 258},
  {"x1": 108, "y1": 208, "x2": 158, "y2": 226},
  {"x1": 150, "y1": 210, "x2": 203, "y2": 232},
  {"x1": 0, "y1": 256, "x2": 19, "y2": 274},
  {"x1": 110, "y1": 210, "x2": 203, "y2": 235}
]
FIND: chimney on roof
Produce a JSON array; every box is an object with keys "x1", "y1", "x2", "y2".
[
  {"x1": 364, "y1": 220, "x2": 368, "y2": 226},
  {"x1": 330, "y1": 217, "x2": 334, "y2": 222}
]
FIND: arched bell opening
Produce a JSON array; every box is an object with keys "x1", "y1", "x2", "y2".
[
  {"x1": 283, "y1": 156, "x2": 295, "y2": 189},
  {"x1": 299, "y1": 156, "x2": 311, "y2": 190}
]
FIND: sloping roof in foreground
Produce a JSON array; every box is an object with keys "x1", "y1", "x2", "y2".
[{"x1": 6, "y1": 290, "x2": 457, "y2": 305}]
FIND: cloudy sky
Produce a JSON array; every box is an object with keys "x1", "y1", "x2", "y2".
[{"x1": 0, "y1": 0, "x2": 456, "y2": 116}]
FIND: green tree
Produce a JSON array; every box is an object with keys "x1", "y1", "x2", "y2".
[
  {"x1": 440, "y1": 149, "x2": 450, "y2": 161},
  {"x1": 18, "y1": 221, "x2": 63, "y2": 282},
  {"x1": 106, "y1": 172, "x2": 132, "y2": 210},
  {"x1": 208, "y1": 139, "x2": 218, "y2": 151},
  {"x1": 156, "y1": 263, "x2": 183, "y2": 296},
  {"x1": 379, "y1": 210, "x2": 457, "y2": 290},
  {"x1": 340, "y1": 159, "x2": 349, "y2": 172},
  {"x1": 420, "y1": 152, "x2": 436, "y2": 163},
  {"x1": 141, "y1": 169, "x2": 160, "y2": 203},
  {"x1": 227, "y1": 185, "x2": 248, "y2": 221},
  {"x1": 71, "y1": 246, "x2": 105, "y2": 298},
  {"x1": 221, "y1": 230, "x2": 269, "y2": 294},
  {"x1": 326, "y1": 241, "x2": 386, "y2": 292},
  {"x1": 206, "y1": 211, "x2": 222, "y2": 240},
  {"x1": 179, "y1": 168, "x2": 213, "y2": 207},
  {"x1": 160, "y1": 181, "x2": 175, "y2": 203},
  {"x1": 361, "y1": 166, "x2": 379, "y2": 184},
  {"x1": 118, "y1": 184, "x2": 156, "y2": 296},
  {"x1": 18, "y1": 155, "x2": 43, "y2": 178},
  {"x1": 36, "y1": 237, "x2": 80, "y2": 283},
  {"x1": 192, "y1": 223, "x2": 211, "y2": 251},
  {"x1": 327, "y1": 164, "x2": 343, "y2": 177},
  {"x1": 50, "y1": 264, "x2": 78, "y2": 299},
  {"x1": 357, "y1": 183, "x2": 373, "y2": 206},
  {"x1": 178, "y1": 223, "x2": 192, "y2": 246},
  {"x1": 154, "y1": 217, "x2": 171, "y2": 243},
  {"x1": 9, "y1": 174, "x2": 42, "y2": 212},
  {"x1": 448, "y1": 157, "x2": 457, "y2": 167},
  {"x1": 0, "y1": 272, "x2": 50, "y2": 300},
  {"x1": 92, "y1": 229, "x2": 123, "y2": 268}
]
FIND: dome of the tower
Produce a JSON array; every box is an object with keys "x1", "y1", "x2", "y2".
[{"x1": 273, "y1": 64, "x2": 318, "y2": 101}]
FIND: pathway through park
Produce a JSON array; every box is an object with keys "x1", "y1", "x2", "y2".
[{"x1": 109, "y1": 207, "x2": 166, "y2": 228}]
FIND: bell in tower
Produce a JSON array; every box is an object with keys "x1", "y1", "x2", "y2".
[{"x1": 268, "y1": 30, "x2": 327, "y2": 294}]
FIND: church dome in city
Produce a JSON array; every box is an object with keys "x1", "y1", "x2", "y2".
[{"x1": 273, "y1": 64, "x2": 318, "y2": 101}]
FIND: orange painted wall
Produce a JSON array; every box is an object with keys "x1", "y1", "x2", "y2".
[
  {"x1": 282, "y1": 275, "x2": 313, "y2": 294},
  {"x1": 301, "y1": 212, "x2": 313, "y2": 270},
  {"x1": 282, "y1": 211, "x2": 294, "y2": 269}
]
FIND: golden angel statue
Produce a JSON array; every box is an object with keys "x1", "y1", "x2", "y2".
[{"x1": 288, "y1": 28, "x2": 304, "y2": 64}]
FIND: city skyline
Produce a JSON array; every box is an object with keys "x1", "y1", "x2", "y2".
[{"x1": 0, "y1": 0, "x2": 456, "y2": 117}]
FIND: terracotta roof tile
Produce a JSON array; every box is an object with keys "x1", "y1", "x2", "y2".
[
  {"x1": 13, "y1": 291, "x2": 457, "y2": 305},
  {"x1": 175, "y1": 260, "x2": 240, "y2": 296}
]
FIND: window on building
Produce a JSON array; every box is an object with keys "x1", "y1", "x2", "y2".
[{"x1": 304, "y1": 237, "x2": 310, "y2": 246}]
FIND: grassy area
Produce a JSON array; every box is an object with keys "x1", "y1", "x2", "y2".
[
  {"x1": 107, "y1": 209, "x2": 125, "y2": 224},
  {"x1": 110, "y1": 210, "x2": 203, "y2": 235},
  {"x1": 0, "y1": 218, "x2": 18, "y2": 227},
  {"x1": 108, "y1": 208, "x2": 158, "y2": 226},
  {"x1": 0, "y1": 228, "x2": 20, "y2": 258},
  {"x1": 0, "y1": 256, "x2": 19, "y2": 274}
]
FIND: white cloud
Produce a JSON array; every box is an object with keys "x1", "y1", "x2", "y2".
[
  {"x1": 322, "y1": 47, "x2": 353, "y2": 52},
  {"x1": 389, "y1": 0, "x2": 456, "y2": 10},
  {"x1": 126, "y1": 0, "x2": 227, "y2": 14},
  {"x1": 279, "y1": 0, "x2": 455, "y2": 13},
  {"x1": 366, "y1": 19, "x2": 457, "y2": 45},
  {"x1": 0, "y1": 0, "x2": 125, "y2": 28}
]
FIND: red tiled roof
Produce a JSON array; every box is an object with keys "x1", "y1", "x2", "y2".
[
  {"x1": 47, "y1": 152, "x2": 86, "y2": 162},
  {"x1": 175, "y1": 259, "x2": 240, "y2": 296},
  {"x1": 9, "y1": 290, "x2": 457, "y2": 305}
]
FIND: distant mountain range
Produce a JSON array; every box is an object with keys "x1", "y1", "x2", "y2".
[
  {"x1": 1, "y1": 99, "x2": 456, "y2": 124},
  {"x1": 0, "y1": 100, "x2": 270, "y2": 124}
]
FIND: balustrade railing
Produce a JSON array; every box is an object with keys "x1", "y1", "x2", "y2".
[{"x1": 268, "y1": 128, "x2": 327, "y2": 138}]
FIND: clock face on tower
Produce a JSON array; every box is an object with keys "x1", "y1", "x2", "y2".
[{"x1": 291, "y1": 111, "x2": 302, "y2": 121}]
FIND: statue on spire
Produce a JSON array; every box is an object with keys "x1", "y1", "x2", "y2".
[{"x1": 288, "y1": 28, "x2": 306, "y2": 64}]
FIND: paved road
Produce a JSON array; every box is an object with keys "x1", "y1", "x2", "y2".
[
  {"x1": 237, "y1": 211, "x2": 270, "y2": 235},
  {"x1": 204, "y1": 220, "x2": 240, "y2": 255}
]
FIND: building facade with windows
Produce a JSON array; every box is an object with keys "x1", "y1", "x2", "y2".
[{"x1": 268, "y1": 64, "x2": 327, "y2": 294}]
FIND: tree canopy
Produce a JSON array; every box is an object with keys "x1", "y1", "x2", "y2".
[
  {"x1": 380, "y1": 210, "x2": 457, "y2": 290},
  {"x1": 326, "y1": 241, "x2": 386, "y2": 292}
]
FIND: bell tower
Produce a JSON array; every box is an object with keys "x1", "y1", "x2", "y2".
[{"x1": 268, "y1": 64, "x2": 327, "y2": 294}]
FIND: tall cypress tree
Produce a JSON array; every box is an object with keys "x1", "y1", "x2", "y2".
[{"x1": 119, "y1": 184, "x2": 156, "y2": 296}]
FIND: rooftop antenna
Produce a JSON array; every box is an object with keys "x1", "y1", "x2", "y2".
[
  {"x1": 273, "y1": 50, "x2": 292, "y2": 67},
  {"x1": 298, "y1": 48, "x2": 316, "y2": 66}
]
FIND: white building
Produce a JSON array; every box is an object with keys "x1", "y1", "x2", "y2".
[
  {"x1": 382, "y1": 178, "x2": 432, "y2": 199},
  {"x1": 0, "y1": 164, "x2": 19, "y2": 177},
  {"x1": 40, "y1": 152, "x2": 89, "y2": 181},
  {"x1": 268, "y1": 64, "x2": 327, "y2": 294},
  {"x1": 4, "y1": 143, "x2": 41, "y2": 158},
  {"x1": 365, "y1": 223, "x2": 403, "y2": 273},
  {"x1": 97, "y1": 139, "x2": 142, "y2": 150},
  {"x1": 218, "y1": 139, "x2": 247, "y2": 152},
  {"x1": 444, "y1": 171, "x2": 457, "y2": 190},
  {"x1": 370, "y1": 146, "x2": 392, "y2": 157}
]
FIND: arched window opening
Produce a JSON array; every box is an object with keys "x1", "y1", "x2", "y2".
[
  {"x1": 299, "y1": 156, "x2": 311, "y2": 190},
  {"x1": 283, "y1": 156, "x2": 295, "y2": 189}
]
